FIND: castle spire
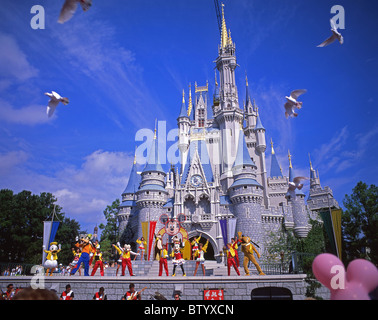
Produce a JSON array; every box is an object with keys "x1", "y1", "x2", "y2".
[
  {"x1": 221, "y1": 3, "x2": 228, "y2": 48},
  {"x1": 270, "y1": 139, "x2": 283, "y2": 178},
  {"x1": 178, "y1": 89, "x2": 188, "y2": 118},
  {"x1": 187, "y1": 83, "x2": 193, "y2": 117}
]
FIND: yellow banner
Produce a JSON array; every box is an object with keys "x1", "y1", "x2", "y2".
[
  {"x1": 331, "y1": 209, "x2": 342, "y2": 260},
  {"x1": 141, "y1": 222, "x2": 149, "y2": 244}
]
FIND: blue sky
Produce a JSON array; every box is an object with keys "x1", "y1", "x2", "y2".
[{"x1": 0, "y1": 0, "x2": 377, "y2": 234}]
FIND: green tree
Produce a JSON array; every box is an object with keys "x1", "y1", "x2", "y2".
[
  {"x1": 342, "y1": 181, "x2": 378, "y2": 265},
  {"x1": 0, "y1": 189, "x2": 81, "y2": 264},
  {"x1": 99, "y1": 198, "x2": 120, "y2": 244}
]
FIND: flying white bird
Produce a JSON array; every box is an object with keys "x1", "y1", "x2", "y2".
[
  {"x1": 284, "y1": 89, "x2": 307, "y2": 118},
  {"x1": 45, "y1": 91, "x2": 69, "y2": 118},
  {"x1": 58, "y1": 0, "x2": 92, "y2": 24},
  {"x1": 287, "y1": 176, "x2": 308, "y2": 200},
  {"x1": 317, "y1": 18, "x2": 344, "y2": 47}
]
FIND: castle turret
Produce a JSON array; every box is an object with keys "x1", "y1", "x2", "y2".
[
  {"x1": 228, "y1": 129, "x2": 264, "y2": 248},
  {"x1": 136, "y1": 127, "x2": 168, "y2": 254},
  {"x1": 118, "y1": 151, "x2": 141, "y2": 232},
  {"x1": 286, "y1": 150, "x2": 309, "y2": 238}
]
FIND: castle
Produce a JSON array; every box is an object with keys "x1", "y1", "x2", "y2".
[{"x1": 117, "y1": 6, "x2": 339, "y2": 260}]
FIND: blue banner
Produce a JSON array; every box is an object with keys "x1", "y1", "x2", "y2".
[
  {"x1": 49, "y1": 221, "x2": 60, "y2": 244},
  {"x1": 219, "y1": 219, "x2": 228, "y2": 247}
]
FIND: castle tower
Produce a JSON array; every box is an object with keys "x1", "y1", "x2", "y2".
[
  {"x1": 118, "y1": 151, "x2": 141, "y2": 232},
  {"x1": 214, "y1": 4, "x2": 244, "y2": 190},
  {"x1": 136, "y1": 126, "x2": 168, "y2": 253},
  {"x1": 286, "y1": 150, "x2": 309, "y2": 238},
  {"x1": 177, "y1": 89, "x2": 190, "y2": 173},
  {"x1": 228, "y1": 129, "x2": 264, "y2": 247}
]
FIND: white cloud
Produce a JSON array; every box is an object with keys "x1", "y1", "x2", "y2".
[
  {"x1": 0, "y1": 150, "x2": 29, "y2": 175},
  {"x1": 0, "y1": 32, "x2": 38, "y2": 83}
]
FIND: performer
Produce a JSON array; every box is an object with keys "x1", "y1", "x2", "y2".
[
  {"x1": 112, "y1": 243, "x2": 139, "y2": 276},
  {"x1": 154, "y1": 234, "x2": 163, "y2": 260},
  {"x1": 70, "y1": 247, "x2": 82, "y2": 276},
  {"x1": 170, "y1": 242, "x2": 186, "y2": 277},
  {"x1": 60, "y1": 284, "x2": 74, "y2": 300},
  {"x1": 70, "y1": 234, "x2": 94, "y2": 276},
  {"x1": 193, "y1": 240, "x2": 209, "y2": 276},
  {"x1": 43, "y1": 242, "x2": 61, "y2": 276},
  {"x1": 122, "y1": 283, "x2": 146, "y2": 300},
  {"x1": 93, "y1": 287, "x2": 107, "y2": 300},
  {"x1": 231, "y1": 237, "x2": 240, "y2": 268},
  {"x1": 158, "y1": 243, "x2": 169, "y2": 276},
  {"x1": 135, "y1": 237, "x2": 147, "y2": 261},
  {"x1": 91, "y1": 247, "x2": 104, "y2": 276},
  {"x1": 226, "y1": 243, "x2": 240, "y2": 276},
  {"x1": 238, "y1": 232, "x2": 265, "y2": 276},
  {"x1": 191, "y1": 233, "x2": 201, "y2": 260},
  {"x1": 89, "y1": 240, "x2": 100, "y2": 266}
]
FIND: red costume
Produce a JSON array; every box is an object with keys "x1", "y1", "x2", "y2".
[
  {"x1": 158, "y1": 246, "x2": 169, "y2": 276},
  {"x1": 227, "y1": 246, "x2": 240, "y2": 276},
  {"x1": 91, "y1": 250, "x2": 104, "y2": 276}
]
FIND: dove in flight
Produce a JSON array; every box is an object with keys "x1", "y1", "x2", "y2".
[
  {"x1": 287, "y1": 176, "x2": 308, "y2": 200},
  {"x1": 317, "y1": 18, "x2": 344, "y2": 47},
  {"x1": 58, "y1": 0, "x2": 92, "y2": 24},
  {"x1": 284, "y1": 89, "x2": 307, "y2": 118},
  {"x1": 45, "y1": 91, "x2": 69, "y2": 118}
]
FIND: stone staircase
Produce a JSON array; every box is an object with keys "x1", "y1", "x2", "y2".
[{"x1": 101, "y1": 259, "x2": 245, "y2": 277}]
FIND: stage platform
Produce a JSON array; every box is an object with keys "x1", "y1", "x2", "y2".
[{"x1": 0, "y1": 261, "x2": 330, "y2": 300}]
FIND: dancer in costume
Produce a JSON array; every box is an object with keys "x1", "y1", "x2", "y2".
[
  {"x1": 70, "y1": 247, "x2": 82, "y2": 275},
  {"x1": 112, "y1": 242, "x2": 139, "y2": 276},
  {"x1": 191, "y1": 233, "x2": 202, "y2": 260},
  {"x1": 43, "y1": 242, "x2": 61, "y2": 276},
  {"x1": 70, "y1": 234, "x2": 94, "y2": 276},
  {"x1": 91, "y1": 247, "x2": 104, "y2": 276},
  {"x1": 158, "y1": 243, "x2": 169, "y2": 276},
  {"x1": 135, "y1": 237, "x2": 147, "y2": 261},
  {"x1": 231, "y1": 237, "x2": 240, "y2": 268},
  {"x1": 89, "y1": 240, "x2": 100, "y2": 267},
  {"x1": 154, "y1": 234, "x2": 163, "y2": 260},
  {"x1": 237, "y1": 231, "x2": 265, "y2": 275},
  {"x1": 226, "y1": 243, "x2": 240, "y2": 276},
  {"x1": 170, "y1": 239, "x2": 186, "y2": 277},
  {"x1": 193, "y1": 239, "x2": 209, "y2": 276}
]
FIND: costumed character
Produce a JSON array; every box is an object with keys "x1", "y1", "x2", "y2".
[
  {"x1": 70, "y1": 247, "x2": 82, "y2": 275},
  {"x1": 70, "y1": 234, "x2": 94, "y2": 276},
  {"x1": 191, "y1": 233, "x2": 202, "y2": 260},
  {"x1": 113, "y1": 242, "x2": 139, "y2": 276},
  {"x1": 231, "y1": 238, "x2": 240, "y2": 268},
  {"x1": 154, "y1": 234, "x2": 163, "y2": 260},
  {"x1": 237, "y1": 231, "x2": 265, "y2": 275},
  {"x1": 170, "y1": 236, "x2": 186, "y2": 277},
  {"x1": 43, "y1": 242, "x2": 61, "y2": 276},
  {"x1": 89, "y1": 240, "x2": 100, "y2": 266},
  {"x1": 158, "y1": 243, "x2": 169, "y2": 276},
  {"x1": 193, "y1": 239, "x2": 209, "y2": 276},
  {"x1": 135, "y1": 237, "x2": 147, "y2": 261},
  {"x1": 226, "y1": 243, "x2": 240, "y2": 276},
  {"x1": 91, "y1": 248, "x2": 104, "y2": 276}
]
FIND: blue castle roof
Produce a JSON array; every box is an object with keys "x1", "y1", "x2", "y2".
[
  {"x1": 142, "y1": 136, "x2": 165, "y2": 174},
  {"x1": 233, "y1": 130, "x2": 255, "y2": 168},
  {"x1": 122, "y1": 160, "x2": 141, "y2": 194}
]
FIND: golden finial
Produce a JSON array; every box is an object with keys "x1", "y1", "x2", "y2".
[
  {"x1": 256, "y1": 106, "x2": 259, "y2": 116},
  {"x1": 215, "y1": 70, "x2": 218, "y2": 86},
  {"x1": 270, "y1": 138, "x2": 275, "y2": 155},
  {"x1": 182, "y1": 89, "x2": 185, "y2": 104},
  {"x1": 245, "y1": 73, "x2": 249, "y2": 87},
  {"x1": 133, "y1": 146, "x2": 137, "y2": 165},
  {"x1": 228, "y1": 29, "x2": 233, "y2": 45},
  {"x1": 288, "y1": 150, "x2": 292, "y2": 168},
  {"x1": 154, "y1": 118, "x2": 157, "y2": 140},
  {"x1": 187, "y1": 83, "x2": 193, "y2": 117}
]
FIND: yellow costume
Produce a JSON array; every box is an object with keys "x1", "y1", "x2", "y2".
[
  {"x1": 43, "y1": 242, "x2": 61, "y2": 276},
  {"x1": 238, "y1": 232, "x2": 265, "y2": 276}
]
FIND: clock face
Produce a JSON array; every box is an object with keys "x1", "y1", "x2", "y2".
[{"x1": 191, "y1": 175, "x2": 203, "y2": 187}]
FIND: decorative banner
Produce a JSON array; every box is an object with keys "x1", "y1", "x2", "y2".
[
  {"x1": 141, "y1": 222, "x2": 149, "y2": 244},
  {"x1": 219, "y1": 219, "x2": 228, "y2": 247},
  {"x1": 228, "y1": 218, "x2": 237, "y2": 243},
  {"x1": 320, "y1": 210, "x2": 340, "y2": 258},
  {"x1": 42, "y1": 221, "x2": 60, "y2": 263},
  {"x1": 331, "y1": 209, "x2": 342, "y2": 260},
  {"x1": 148, "y1": 221, "x2": 157, "y2": 261}
]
